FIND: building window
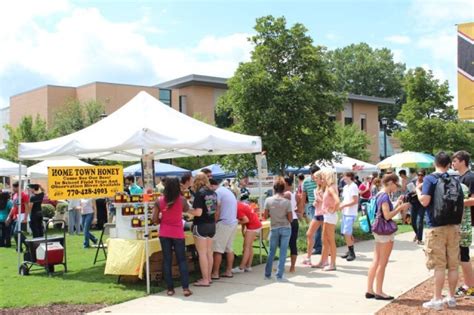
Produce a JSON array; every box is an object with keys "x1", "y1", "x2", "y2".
[
  {"x1": 344, "y1": 117, "x2": 353, "y2": 125},
  {"x1": 179, "y1": 95, "x2": 187, "y2": 114},
  {"x1": 360, "y1": 114, "x2": 367, "y2": 131},
  {"x1": 159, "y1": 89, "x2": 171, "y2": 106}
]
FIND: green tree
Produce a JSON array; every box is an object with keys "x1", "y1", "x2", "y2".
[
  {"x1": 53, "y1": 99, "x2": 105, "y2": 136},
  {"x1": 1, "y1": 115, "x2": 52, "y2": 164},
  {"x1": 328, "y1": 43, "x2": 406, "y2": 132},
  {"x1": 217, "y1": 16, "x2": 344, "y2": 174},
  {"x1": 396, "y1": 67, "x2": 473, "y2": 154},
  {"x1": 334, "y1": 124, "x2": 371, "y2": 162}
]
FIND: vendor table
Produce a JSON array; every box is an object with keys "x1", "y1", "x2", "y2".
[{"x1": 104, "y1": 233, "x2": 194, "y2": 279}]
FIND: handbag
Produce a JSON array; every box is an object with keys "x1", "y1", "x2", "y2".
[{"x1": 372, "y1": 193, "x2": 398, "y2": 235}]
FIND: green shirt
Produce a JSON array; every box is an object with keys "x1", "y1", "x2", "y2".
[
  {"x1": 460, "y1": 183, "x2": 472, "y2": 247},
  {"x1": 303, "y1": 177, "x2": 317, "y2": 204}
]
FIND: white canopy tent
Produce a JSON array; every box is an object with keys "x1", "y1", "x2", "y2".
[
  {"x1": 0, "y1": 157, "x2": 27, "y2": 176},
  {"x1": 28, "y1": 159, "x2": 93, "y2": 179},
  {"x1": 18, "y1": 91, "x2": 262, "y2": 293},
  {"x1": 314, "y1": 152, "x2": 379, "y2": 173}
]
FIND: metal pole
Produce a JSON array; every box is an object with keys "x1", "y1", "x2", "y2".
[
  {"x1": 258, "y1": 173, "x2": 263, "y2": 264},
  {"x1": 142, "y1": 149, "x2": 150, "y2": 295},
  {"x1": 383, "y1": 125, "x2": 387, "y2": 159},
  {"x1": 17, "y1": 162, "x2": 22, "y2": 272}
]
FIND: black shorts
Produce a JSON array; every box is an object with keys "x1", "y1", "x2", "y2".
[
  {"x1": 460, "y1": 246, "x2": 470, "y2": 263},
  {"x1": 192, "y1": 223, "x2": 216, "y2": 239}
]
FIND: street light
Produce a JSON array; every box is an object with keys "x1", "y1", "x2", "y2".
[{"x1": 381, "y1": 117, "x2": 388, "y2": 159}]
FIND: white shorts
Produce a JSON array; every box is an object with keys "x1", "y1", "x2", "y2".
[
  {"x1": 213, "y1": 222, "x2": 237, "y2": 253},
  {"x1": 373, "y1": 233, "x2": 395, "y2": 243},
  {"x1": 323, "y1": 212, "x2": 338, "y2": 225}
]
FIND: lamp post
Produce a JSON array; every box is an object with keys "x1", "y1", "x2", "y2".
[{"x1": 381, "y1": 117, "x2": 388, "y2": 159}]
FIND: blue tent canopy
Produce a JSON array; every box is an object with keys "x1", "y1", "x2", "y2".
[
  {"x1": 192, "y1": 164, "x2": 236, "y2": 180},
  {"x1": 124, "y1": 162, "x2": 190, "y2": 177}
]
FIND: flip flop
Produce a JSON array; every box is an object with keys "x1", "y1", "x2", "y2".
[
  {"x1": 166, "y1": 289, "x2": 175, "y2": 296},
  {"x1": 220, "y1": 274, "x2": 233, "y2": 278},
  {"x1": 183, "y1": 289, "x2": 193, "y2": 297},
  {"x1": 193, "y1": 282, "x2": 210, "y2": 287}
]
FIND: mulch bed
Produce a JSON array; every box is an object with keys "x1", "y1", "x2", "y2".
[
  {"x1": 377, "y1": 264, "x2": 474, "y2": 315},
  {"x1": 0, "y1": 304, "x2": 106, "y2": 315}
]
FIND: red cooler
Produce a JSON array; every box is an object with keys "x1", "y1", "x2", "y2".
[{"x1": 36, "y1": 242, "x2": 64, "y2": 265}]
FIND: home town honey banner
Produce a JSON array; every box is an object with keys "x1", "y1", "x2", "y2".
[
  {"x1": 48, "y1": 166, "x2": 124, "y2": 200},
  {"x1": 458, "y1": 22, "x2": 474, "y2": 120}
]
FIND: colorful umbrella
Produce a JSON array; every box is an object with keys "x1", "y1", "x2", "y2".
[{"x1": 377, "y1": 151, "x2": 435, "y2": 169}]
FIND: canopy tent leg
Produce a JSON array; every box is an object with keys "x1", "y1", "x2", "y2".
[{"x1": 17, "y1": 161, "x2": 23, "y2": 273}]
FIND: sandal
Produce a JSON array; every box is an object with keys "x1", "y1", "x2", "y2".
[
  {"x1": 193, "y1": 281, "x2": 210, "y2": 287},
  {"x1": 166, "y1": 289, "x2": 175, "y2": 296},
  {"x1": 311, "y1": 263, "x2": 328, "y2": 269},
  {"x1": 323, "y1": 265, "x2": 336, "y2": 271},
  {"x1": 183, "y1": 289, "x2": 193, "y2": 297}
]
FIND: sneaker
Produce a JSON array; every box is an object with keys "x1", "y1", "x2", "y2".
[
  {"x1": 302, "y1": 258, "x2": 312, "y2": 266},
  {"x1": 443, "y1": 296, "x2": 456, "y2": 308},
  {"x1": 264, "y1": 276, "x2": 272, "y2": 280},
  {"x1": 422, "y1": 299, "x2": 444, "y2": 311},
  {"x1": 244, "y1": 267, "x2": 252, "y2": 272},
  {"x1": 455, "y1": 285, "x2": 468, "y2": 297},
  {"x1": 276, "y1": 277, "x2": 290, "y2": 283},
  {"x1": 232, "y1": 267, "x2": 244, "y2": 274}
]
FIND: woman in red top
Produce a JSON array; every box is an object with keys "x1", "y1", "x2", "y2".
[
  {"x1": 152, "y1": 177, "x2": 192, "y2": 297},
  {"x1": 232, "y1": 201, "x2": 262, "y2": 273}
]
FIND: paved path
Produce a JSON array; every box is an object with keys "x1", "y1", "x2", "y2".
[{"x1": 92, "y1": 232, "x2": 431, "y2": 314}]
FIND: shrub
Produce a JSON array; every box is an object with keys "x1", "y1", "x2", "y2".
[
  {"x1": 41, "y1": 204, "x2": 55, "y2": 218},
  {"x1": 56, "y1": 202, "x2": 68, "y2": 215}
]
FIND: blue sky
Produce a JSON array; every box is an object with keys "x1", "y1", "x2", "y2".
[{"x1": 0, "y1": 0, "x2": 472, "y2": 109}]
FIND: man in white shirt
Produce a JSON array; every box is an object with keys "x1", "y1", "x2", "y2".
[{"x1": 339, "y1": 172, "x2": 359, "y2": 261}]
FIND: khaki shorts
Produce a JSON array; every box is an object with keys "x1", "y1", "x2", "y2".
[
  {"x1": 213, "y1": 222, "x2": 237, "y2": 253},
  {"x1": 373, "y1": 233, "x2": 395, "y2": 243},
  {"x1": 424, "y1": 225, "x2": 460, "y2": 271}
]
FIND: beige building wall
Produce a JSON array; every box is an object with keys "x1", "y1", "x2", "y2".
[
  {"x1": 10, "y1": 86, "x2": 49, "y2": 128},
  {"x1": 352, "y1": 101, "x2": 379, "y2": 163},
  {"x1": 175, "y1": 86, "x2": 216, "y2": 123},
  {"x1": 46, "y1": 86, "x2": 77, "y2": 126}
]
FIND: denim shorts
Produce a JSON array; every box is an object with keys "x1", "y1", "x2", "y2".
[
  {"x1": 313, "y1": 215, "x2": 324, "y2": 222},
  {"x1": 340, "y1": 215, "x2": 356, "y2": 235}
]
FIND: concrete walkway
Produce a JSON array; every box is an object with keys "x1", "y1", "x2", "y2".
[{"x1": 92, "y1": 232, "x2": 431, "y2": 314}]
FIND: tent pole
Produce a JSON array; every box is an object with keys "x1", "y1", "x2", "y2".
[
  {"x1": 142, "y1": 149, "x2": 151, "y2": 295},
  {"x1": 17, "y1": 161, "x2": 23, "y2": 273},
  {"x1": 258, "y1": 169, "x2": 263, "y2": 264}
]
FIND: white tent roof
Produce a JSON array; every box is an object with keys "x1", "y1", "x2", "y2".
[
  {"x1": 18, "y1": 91, "x2": 262, "y2": 161},
  {"x1": 28, "y1": 159, "x2": 93, "y2": 179},
  {"x1": 0, "y1": 158, "x2": 27, "y2": 176},
  {"x1": 314, "y1": 152, "x2": 379, "y2": 173}
]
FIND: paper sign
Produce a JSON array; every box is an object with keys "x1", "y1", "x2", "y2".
[
  {"x1": 48, "y1": 166, "x2": 124, "y2": 200},
  {"x1": 255, "y1": 154, "x2": 268, "y2": 179}
]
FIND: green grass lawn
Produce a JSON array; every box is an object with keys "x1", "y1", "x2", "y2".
[{"x1": 1, "y1": 221, "x2": 414, "y2": 309}]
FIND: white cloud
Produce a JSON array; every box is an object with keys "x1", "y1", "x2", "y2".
[
  {"x1": 385, "y1": 35, "x2": 411, "y2": 44},
  {"x1": 417, "y1": 31, "x2": 457, "y2": 64},
  {"x1": 391, "y1": 49, "x2": 405, "y2": 63},
  {"x1": 410, "y1": 0, "x2": 474, "y2": 28},
  {"x1": 0, "y1": 0, "x2": 254, "y2": 99}
]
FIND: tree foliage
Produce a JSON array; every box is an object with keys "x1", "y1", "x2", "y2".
[
  {"x1": 334, "y1": 123, "x2": 372, "y2": 162},
  {"x1": 53, "y1": 99, "x2": 105, "y2": 136},
  {"x1": 1, "y1": 115, "x2": 52, "y2": 164},
  {"x1": 328, "y1": 43, "x2": 406, "y2": 132},
  {"x1": 217, "y1": 15, "x2": 344, "y2": 174},
  {"x1": 396, "y1": 67, "x2": 473, "y2": 154}
]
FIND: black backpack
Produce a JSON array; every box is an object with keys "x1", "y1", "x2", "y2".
[{"x1": 431, "y1": 173, "x2": 464, "y2": 226}]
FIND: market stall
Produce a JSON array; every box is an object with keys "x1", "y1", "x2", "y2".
[
  {"x1": 18, "y1": 91, "x2": 262, "y2": 293},
  {"x1": 27, "y1": 159, "x2": 92, "y2": 179},
  {"x1": 123, "y1": 161, "x2": 189, "y2": 177}
]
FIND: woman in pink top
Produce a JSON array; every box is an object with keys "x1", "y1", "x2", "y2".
[
  {"x1": 303, "y1": 170, "x2": 324, "y2": 266},
  {"x1": 152, "y1": 177, "x2": 192, "y2": 297},
  {"x1": 314, "y1": 170, "x2": 340, "y2": 271}
]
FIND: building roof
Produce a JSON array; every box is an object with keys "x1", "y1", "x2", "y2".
[
  {"x1": 156, "y1": 74, "x2": 228, "y2": 89},
  {"x1": 348, "y1": 93, "x2": 396, "y2": 105}
]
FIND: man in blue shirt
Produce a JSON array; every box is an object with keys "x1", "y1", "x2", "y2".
[{"x1": 416, "y1": 152, "x2": 460, "y2": 310}]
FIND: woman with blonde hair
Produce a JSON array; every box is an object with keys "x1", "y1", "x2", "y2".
[
  {"x1": 188, "y1": 173, "x2": 218, "y2": 287},
  {"x1": 302, "y1": 170, "x2": 324, "y2": 266},
  {"x1": 314, "y1": 169, "x2": 340, "y2": 271}
]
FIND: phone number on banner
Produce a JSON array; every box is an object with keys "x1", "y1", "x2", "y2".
[{"x1": 67, "y1": 188, "x2": 108, "y2": 197}]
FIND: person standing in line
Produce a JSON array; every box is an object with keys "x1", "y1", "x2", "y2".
[
  {"x1": 80, "y1": 198, "x2": 98, "y2": 248},
  {"x1": 210, "y1": 179, "x2": 238, "y2": 279},
  {"x1": 366, "y1": 174, "x2": 410, "y2": 300},
  {"x1": 284, "y1": 176, "x2": 302, "y2": 273},
  {"x1": 125, "y1": 175, "x2": 143, "y2": 195},
  {"x1": 6, "y1": 182, "x2": 30, "y2": 252},
  {"x1": 314, "y1": 170, "x2": 340, "y2": 271},
  {"x1": 452, "y1": 151, "x2": 474, "y2": 297},
  {"x1": 371, "y1": 178, "x2": 382, "y2": 196},
  {"x1": 188, "y1": 173, "x2": 217, "y2": 287},
  {"x1": 358, "y1": 176, "x2": 372, "y2": 209},
  {"x1": 302, "y1": 170, "x2": 324, "y2": 266},
  {"x1": 28, "y1": 184, "x2": 44, "y2": 238},
  {"x1": 232, "y1": 201, "x2": 262, "y2": 273},
  {"x1": 67, "y1": 199, "x2": 82, "y2": 235},
  {"x1": 417, "y1": 152, "x2": 463, "y2": 310},
  {"x1": 301, "y1": 166, "x2": 322, "y2": 254},
  {"x1": 200, "y1": 168, "x2": 213, "y2": 179},
  {"x1": 407, "y1": 170, "x2": 427, "y2": 244},
  {"x1": 152, "y1": 177, "x2": 192, "y2": 297},
  {"x1": 239, "y1": 177, "x2": 250, "y2": 202},
  {"x1": 340, "y1": 172, "x2": 360, "y2": 262},
  {"x1": 0, "y1": 192, "x2": 13, "y2": 247},
  {"x1": 264, "y1": 177, "x2": 292, "y2": 282}
]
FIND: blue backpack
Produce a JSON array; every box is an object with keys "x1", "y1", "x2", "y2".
[{"x1": 358, "y1": 194, "x2": 379, "y2": 233}]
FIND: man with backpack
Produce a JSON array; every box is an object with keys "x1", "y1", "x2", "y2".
[{"x1": 416, "y1": 152, "x2": 464, "y2": 310}]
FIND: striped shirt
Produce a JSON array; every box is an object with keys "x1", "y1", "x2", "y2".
[{"x1": 303, "y1": 177, "x2": 317, "y2": 204}]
